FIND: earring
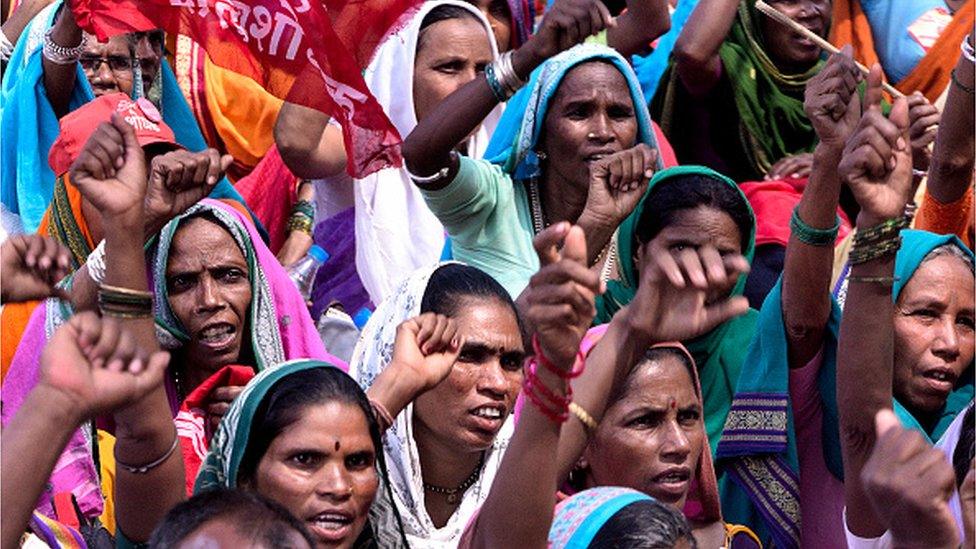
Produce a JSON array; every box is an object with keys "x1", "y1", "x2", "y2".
[{"x1": 534, "y1": 150, "x2": 547, "y2": 161}]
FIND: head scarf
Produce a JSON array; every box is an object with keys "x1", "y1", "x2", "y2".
[
  {"x1": 348, "y1": 262, "x2": 516, "y2": 548},
  {"x1": 193, "y1": 359, "x2": 404, "y2": 547},
  {"x1": 578, "y1": 325, "x2": 722, "y2": 524},
  {"x1": 594, "y1": 165, "x2": 759, "y2": 454},
  {"x1": 505, "y1": 0, "x2": 535, "y2": 48},
  {"x1": 151, "y1": 199, "x2": 336, "y2": 372},
  {"x1": 548, "y1": 487, "x2": 656, "y2": 548},
  {"x1": 353, "y1": 1, "x2": 502, "y2": 305},
  {"x1": 485, "y1": 43, "x2": 663, "y2": 181},
  {"x1": 652, "y1": 0, "x2": 824, "y2": 179},
  {"x1": 717, "y1": 230, "x2": 975, "y2": 549}
]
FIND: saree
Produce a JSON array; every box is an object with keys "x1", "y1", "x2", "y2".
[
  {"x1": 716, "y1": 229, "x2": 975, "y2": 549},
  {"x1": 651, "y1": 0, "x2": 823, "y2": 182},
  {"x1": 1, "y1": 199, "x2": 334, "y2": 522},
  {"x1": 0, "y1": 1, "x2": 250, "y2": 232},
  {"x1": 347, "y1": 262, "x2": 513, "y2": 548},
  {"x1": 593, "y1": 165, "x2": 759, "y2": 457},
  {"x1": 353, "y1": 1, "x2": 502, "y2": 305},
  {"x1": 194, "y1": 359, "x2": 406, "y2": 548}
]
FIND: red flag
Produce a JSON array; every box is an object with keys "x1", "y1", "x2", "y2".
[{"x1": 71, "y1": 0, "x2": 423, "y2": 177}]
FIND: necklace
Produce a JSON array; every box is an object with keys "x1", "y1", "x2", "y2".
[
  {"x1": 423, "y1": 454, "x2": 485, "y2": 505},
  {"x1": 528, "y1": 178, "x2": 617, "y2": 283}
]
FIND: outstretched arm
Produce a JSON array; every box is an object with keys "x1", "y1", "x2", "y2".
[
  {"x1": 925, "y1": 35, "x2": 974, "y2": 204},
  {"x1": 274, "y1": 103, "x2": 348, "y2": 179},
  {"x1": 606, "y1": 0, "x2": 670, "y2": 57},
  {"x1": 42, "y1": 4, "x2": 83, "y2": 118},
  {"x1": 781, "y1": 48, "x2": 862, "y2": 368},
  {"x1": 0, "y1": 313, "x2": 168, "y2": 549},
  {"x1": 671, "y1": 0, "x2": 739, "y2": 94},
  {"x1": 836, "y1": 78, "x2": 914, "y2": 539},
  {"x1": 467, "y1": 223, "x2": 601, "y2": 549}
]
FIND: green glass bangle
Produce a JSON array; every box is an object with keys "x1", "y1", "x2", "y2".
[
  {"x1": 484, "y1": 63, "x2": 508, "y2": 103},
  {"x1": 790, "y1": 206, "x2": 840, "y2": 247}
]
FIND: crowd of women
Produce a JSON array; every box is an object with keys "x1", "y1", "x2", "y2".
[{"x1": 0, "y1": 0, "x2": 973, "y2": 547}]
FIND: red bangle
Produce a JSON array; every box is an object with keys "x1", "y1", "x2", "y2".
[
  {"x1": 522, "y1": 358, "x2": 569, "y2": 423},
  {"x1": 525, "y1": 361, "x2": 572, "y2": 408},
  {"x1": 532, "y1": 334, "x2": 585, "y2": 379}
]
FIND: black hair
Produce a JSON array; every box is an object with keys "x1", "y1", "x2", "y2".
[
  {"x1": 237, "y1": 367, "x2": 380, "y2": 484},
  {"x1": 417, "y1": 4, "x2": 482, "y2": 51},
  {"x1": 147, "y1": 488, "x2": 315, "y2": 548},
  {"x1": 611, "y1": 347, "x2": 697, "y2": 404},
  {"x1": 421, "y1": 263, "x2": 523, "y2": 332},
  {"x1": 588, "y1": 498, "x2": 698, "y2": 548},
  {"x1": 634, "y1": 174, "x2": 753, "y2": 253},
  {"x1": 953, "y1": 404, "x2": 975, "y2": 489}
]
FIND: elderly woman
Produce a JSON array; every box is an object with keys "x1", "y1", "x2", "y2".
[
  {"x1": 717, "y1": 73, "x2": 974, "y2": 549},
  {"x1": 653, "y1": 0, "x2": 829, "y2": 182},
  {"x1": 593, "y1": 165, "x2": 757, "y2": 452},
  {"x1": 195, "y1": 360, "x2": 407, "y2": 548},
  {"x1": 1, "y1": 1, "x2": 244, "y2": 234},
  {"x1": 401, "y1": 0, "x2": 672, "y2": 298},
  {"x1": 347, "y1": 263, "x2": 525, "y2": 547},
  {"x1": 1, "y1": 115, "x2": 333, "y2": 530}
]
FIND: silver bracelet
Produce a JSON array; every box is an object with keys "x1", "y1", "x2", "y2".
[
  {"x1": 86, "y1": 240, "x2": 106, "y2": 285},
  {"x1": 405, "y1": 150, "x2": 458, "y2": 184},
  {"x1": 495, "y1": 51, "x2": 526, "y2": 96},
  {"x1": 115, "y1": 434, "x2": 179, "y2": 474},
  {"x1": 0, "y1": 30, "x2": 13, "y2": 62},
  {"x1": 43, "y1": 28, "x2": 87, "y2": 65},
  {"x1": 962, "y1": 34, "x2": 975, "y2": 64}
]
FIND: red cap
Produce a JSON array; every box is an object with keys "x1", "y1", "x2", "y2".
[{"x1": 49, "y1": 93, "x2": 180, "y2": 176}]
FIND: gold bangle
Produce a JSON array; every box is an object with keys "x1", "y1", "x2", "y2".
[
  {"x1": 99, "y1": 283, "x2": 152, "y2": 298},
  {"x1": 569, "y1": 402, "x2": 598, "y2": 432}
]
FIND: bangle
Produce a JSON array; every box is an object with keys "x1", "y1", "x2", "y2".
[
  {"x1": 286, "y1": 214, "x2": 313, "y2": 235},
  {"x1": 847, "y1": 275, "x2": 900, "y2": 285},
  {"x1": 484, "y1": 62, "x2": 509, "y2": 102},
  {"x1": 569, "y1": 402, "x2": 598, "y2": 431},
  {"x1": 961, "y1": 34, "x2": 975, "y2": 64},
  {"x1": 405, "y1": 150, "x2": 458, "y2": 184},
  {"x1": 852, "y1": 215, "x2": 910, "y2": 246},
  {"x1": 790, "y1": 206, "x2": 840, "y2": 247},
  {"x1": 86, "y1": 240, "x2": 107, "y2": 285},
  {"x1": 532, "y1": 334, "x2": 585, "y2": 379},
  {"x1": 291, "y1": 199, "x2": 315, "y2": 220},
  {"x1": 43, "y1": 28, "x2": 87, "y2": 65},
  {"x1": 522, "y1": 358, "x2": 570, "y2": 423},
  {"x1": 849, "y1": 235, "x2": 902, "y2": 265},
  {"x1": 115, "y1": 434, "x2": 179, "y2": 474},
  {"x1": 495, "y1": 51, "x2": 526, "y2": 96},
  {"x1": 0, "y1": 30, "x2": 13, "y2": 62},
  {"x1": 951, "y1": 68, "x2": 975, "y2": 95},
  {"x1": 370, "y1": 399, "x2": 394, "y2": 432},
  {"x1": 98, "y1": 284, "x2": 153, "y2": 318}
]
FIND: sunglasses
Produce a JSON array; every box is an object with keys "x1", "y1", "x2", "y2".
[{"x1": 80, "y1": 55, "x2": 157, "y2": 76}]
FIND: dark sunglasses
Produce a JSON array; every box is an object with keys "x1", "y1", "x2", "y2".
[{"x1": 80, "y1": 55, "x2": 157, "y2": 76}]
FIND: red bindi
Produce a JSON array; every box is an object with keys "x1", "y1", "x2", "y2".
[{"x1": 669, "y1": 399, "x2": 676, "y2": 410}]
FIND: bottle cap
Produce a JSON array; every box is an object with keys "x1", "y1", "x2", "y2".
[
  {"x1": 352, "y1": 307, "x2": 373, "y2": 329},
  {"x1": 308, "y1": 245, "x2": 329, "y2": 264}
]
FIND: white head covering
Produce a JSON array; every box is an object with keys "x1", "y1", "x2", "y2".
[
  {"x1": 354, "y1": 1, "x2": 503, "y2": 305},
  {"x1": 348, "y1": 262, "x2": 515, "y2": 548}
]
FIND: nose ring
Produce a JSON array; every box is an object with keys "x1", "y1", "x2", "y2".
[{"x1": 587, "y1": 132, "x2": 597, "y2": 139}]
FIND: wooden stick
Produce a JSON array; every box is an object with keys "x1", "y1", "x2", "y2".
[{"x1": 754, "y1": 0, "x2": 904, "y2": 98}]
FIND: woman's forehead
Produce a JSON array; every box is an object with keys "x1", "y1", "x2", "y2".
[{"x1": 553, "y1": 62, "x2": 631, "y2": 102}]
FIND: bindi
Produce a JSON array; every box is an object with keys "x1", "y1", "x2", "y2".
[
  {"x1": 334, "y1": 440, "x2": 341, "y2": 452},
  {"x1": 669, "y1": 399, "x2": 676, "y2": 410}
]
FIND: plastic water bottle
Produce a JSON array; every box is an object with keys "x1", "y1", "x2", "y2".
[{"x1": 287, "y1": 245, "x2": 329, "y2": 304}]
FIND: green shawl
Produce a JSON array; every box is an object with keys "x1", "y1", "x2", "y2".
[
  {"x1": 716, "y1": 230, "x2": 975, "y2": 549},
  {"x1": 652, "y1": 0, "x2": 823, "y2": 180},
  {"x1": 594, "y1": 165, "x2": 759, "y2": 456}
]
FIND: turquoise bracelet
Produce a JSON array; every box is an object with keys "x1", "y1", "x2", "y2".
[
  {"x1": 790, "y1": 206, "x2": 840, "y2": 247},
  {"x1": 484, "y1": 63, "x2": 508, "y2": 103}
]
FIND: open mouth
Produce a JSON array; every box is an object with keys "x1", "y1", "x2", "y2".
[
  {"x1": 650, "y1": 467, "x2": 692, "y2": 499},
  {"x1": 468, "y1": 404, "x2": 506, "y2": 433},
  {"x1": 306, "y1": 511, "x2": 354, "y2": 542},
  {"x1": 196, "y1": 322, "x2": 237, "y2": 350},
  {"x1": 920, "y1": 367, "x2": 957, "y2": 395}
]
